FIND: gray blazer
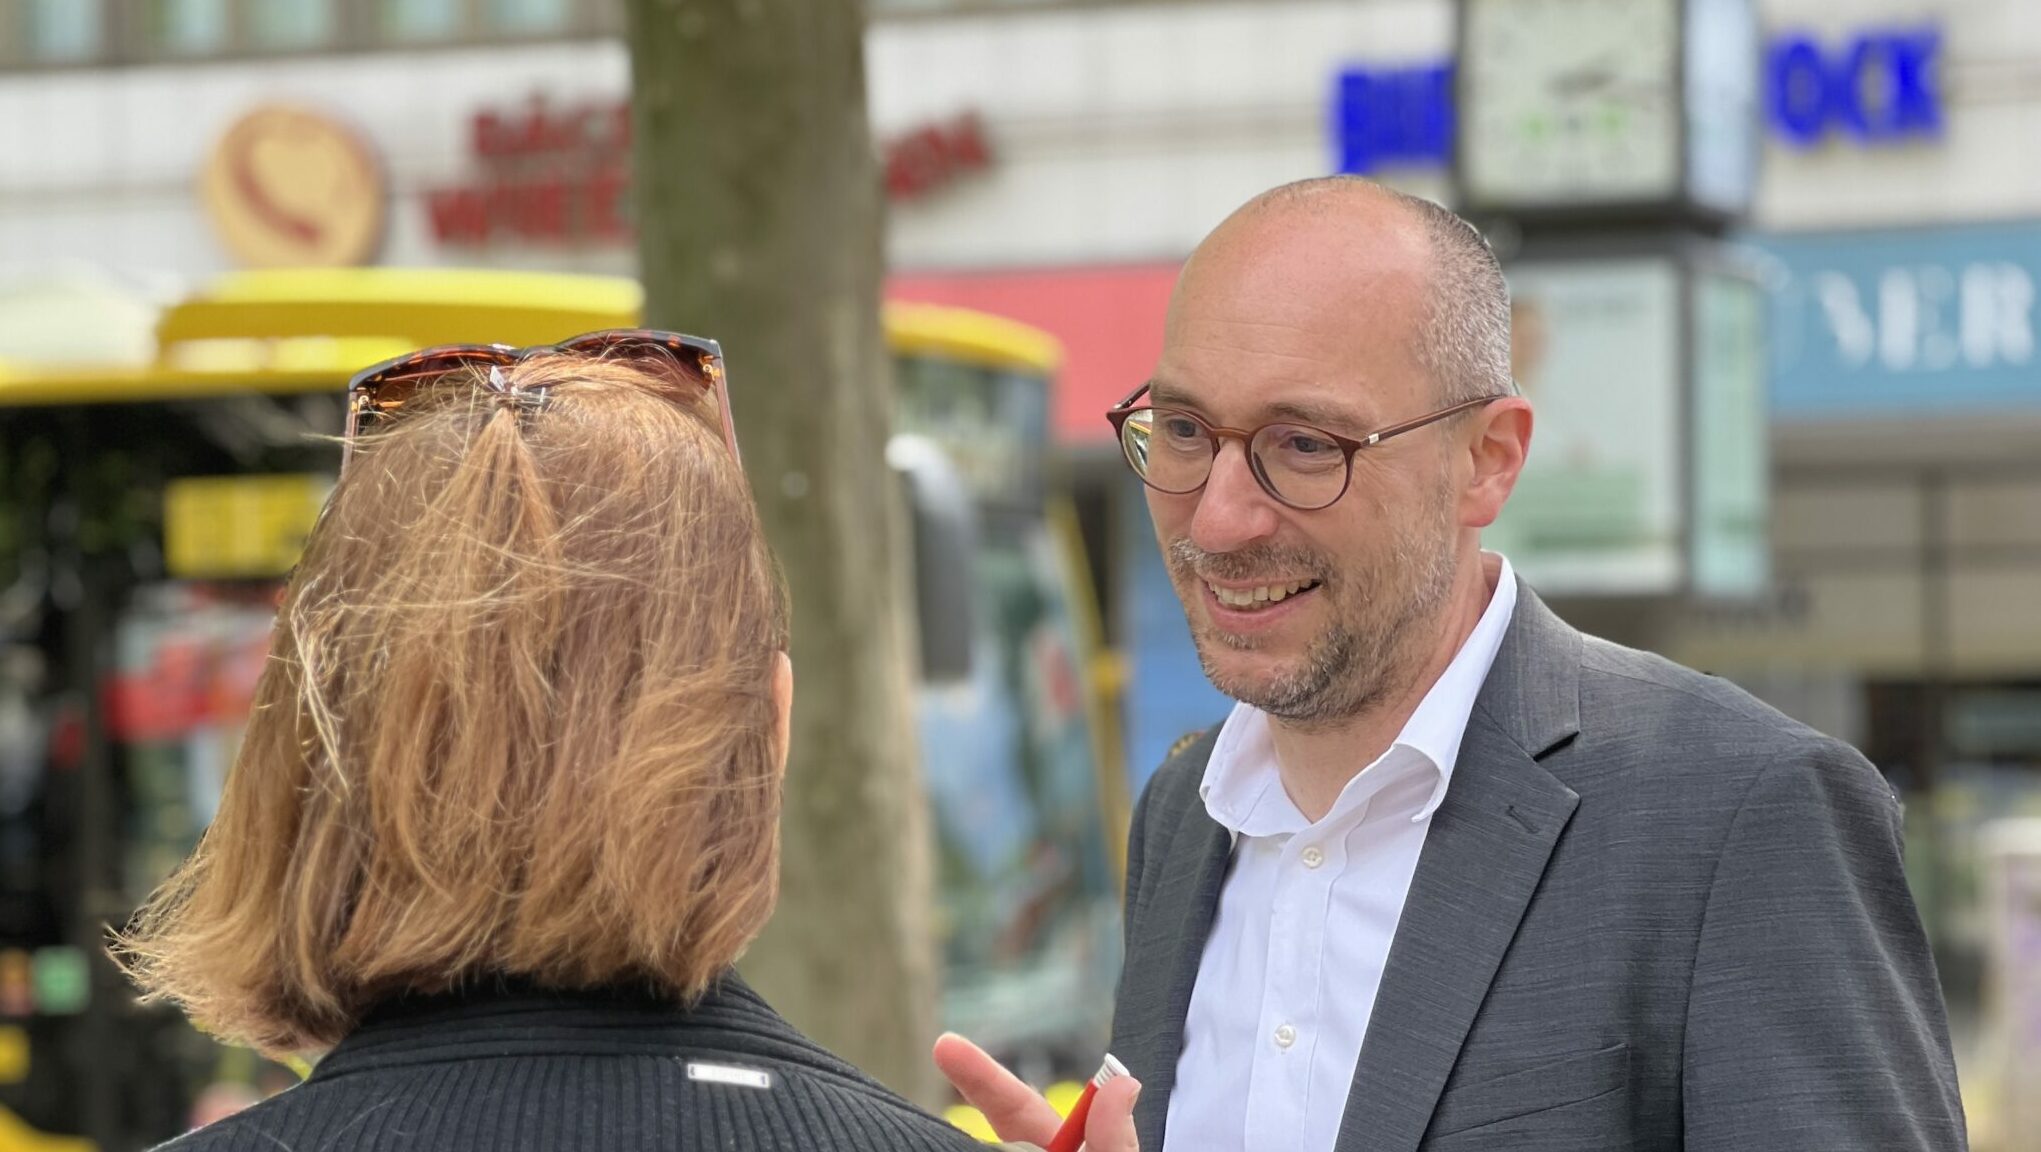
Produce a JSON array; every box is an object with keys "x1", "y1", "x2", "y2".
[{"x1": 1110, "y1": 582, "x2": 1966, "y2": 1152}]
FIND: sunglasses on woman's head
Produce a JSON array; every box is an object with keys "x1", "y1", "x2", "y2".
[{"x1": 341, "y1": 329, "x2": 737, "y2": 472}]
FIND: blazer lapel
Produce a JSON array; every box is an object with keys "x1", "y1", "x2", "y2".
[
  {"x1": 1130, "y1": 794, "x2": 1232, "y2": 1147},
  {"x1": 1334, "y1": 582, "x2": 1584, "y2": 1152}
]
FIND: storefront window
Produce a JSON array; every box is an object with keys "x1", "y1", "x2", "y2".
[
  {"x1": 25, "y1": 0, "x2": 103, "y2": 62},
  {"x1": 247, "y1": 0, "x2": 335, "y2": 50},
  {"x1": 381, "y1": 0, "x2": 463, "y2": 42},
  {"x1": 486, "y1": 0, "x2": 568, "y2": 34},
  {"x1": 149, "y1": 0, "x2": 229, "y2": 56}
]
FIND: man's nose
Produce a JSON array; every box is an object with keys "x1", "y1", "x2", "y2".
[{"x1": 1188, "y1": 441, "x2": 1281, "y2": 554}]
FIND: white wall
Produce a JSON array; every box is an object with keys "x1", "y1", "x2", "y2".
[
  {"x1": 869, "y1": 0, "x2": 1451, "y2": 268},
  {"x1": 4, "y1": 0, "x2": 2041, "y2": 284},
  {"x1": 0, "y1": 42, "x2": 634, "y2": 283},
  {"x1": 1755, "y1": 0, "x2": 2041, "y2": 231},
  {"x1": 0, "y1": 1, "x2": 1452, "y2": 285}
]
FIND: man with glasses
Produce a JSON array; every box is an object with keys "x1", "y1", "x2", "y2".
[{"x1": 937, "y1": 178, "x2": 1964, "y2": 1152}]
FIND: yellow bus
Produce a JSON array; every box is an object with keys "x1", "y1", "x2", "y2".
[{"x1": 0, "y1": 268, "x2": 1124, "y2": 1149}]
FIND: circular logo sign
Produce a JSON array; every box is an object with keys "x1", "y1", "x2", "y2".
[{"x1": 200, "y1": 105, "x2": 384, "y2": 267}]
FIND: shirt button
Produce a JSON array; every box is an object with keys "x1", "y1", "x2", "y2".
[
  {"x1": 1273, "y1": 1024, "x2": 1297, "y2": 1049},
  {"x1": 1300, "y1": 846, "x2": 1325, "y2": 869}
]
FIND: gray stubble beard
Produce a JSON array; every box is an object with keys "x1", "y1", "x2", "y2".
[{"x1": 1169, "y1": 482, "x2": 1460, "y2": 729}]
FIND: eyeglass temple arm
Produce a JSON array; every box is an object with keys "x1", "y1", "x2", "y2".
[
  {"x1": 1109, "y1": 382, "x2": 1153, "y2": 412},
  {"x1": 1364, "y1": 394, "x2": 1506, "y2": 446}
]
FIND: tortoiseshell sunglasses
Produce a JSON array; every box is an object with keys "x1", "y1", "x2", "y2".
[{"x1": 341, "y1": 329, "x2": 736, "y2": 472}]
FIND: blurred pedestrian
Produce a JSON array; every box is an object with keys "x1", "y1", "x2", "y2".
[
  {"x1": 940, "y1": 177, "x2": 1966, "y2": 1151},
  {"x1": 113, "y1": 338, "x2": 1053, "y2": 1151}
]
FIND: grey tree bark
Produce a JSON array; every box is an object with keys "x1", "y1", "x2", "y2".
[{"x1": 624, "y1": 0, "x2": 941, "y2": 1106}]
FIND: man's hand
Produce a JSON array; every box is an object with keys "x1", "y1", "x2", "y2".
[{"x1": 933, "y1": 1033, "x2": 1141, "y2": 1152}]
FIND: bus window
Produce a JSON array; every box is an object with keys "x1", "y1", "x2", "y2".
[{"x1": 895, "y1": 352, "x2": 1119, "y2": 1079}]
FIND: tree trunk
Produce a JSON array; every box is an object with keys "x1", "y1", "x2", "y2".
[{"x1": 625, "y1": 0, "x2": 940, "y2": 1106}]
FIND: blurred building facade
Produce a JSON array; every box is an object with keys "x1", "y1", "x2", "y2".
[
  {"x1": 2, "y1": 0, "x2": 2040, "y2": 1141},
  {"x1": 4, "y1": 0, "x2": 2038, "y2": 736}
]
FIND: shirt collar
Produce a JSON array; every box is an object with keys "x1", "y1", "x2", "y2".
[{"x1": 1199, "y1": 553, "x2": 1519, "y2": 834}]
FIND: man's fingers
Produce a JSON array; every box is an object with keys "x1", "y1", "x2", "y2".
[
  {"x1": 1085, "y1": 1076, "x2": 1142, "y2": 1152},
  {"x1": 932, "y1": 1033, "x2": 1062, "y2": 1145}
]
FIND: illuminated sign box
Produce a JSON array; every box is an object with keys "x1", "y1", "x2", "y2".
[
  {"x1": 1755, "y1": 221, "x2": 2041, "y2": 420},
  {"x1": 1490, "y1": 254, "x2": 1769, "y2": 598}
]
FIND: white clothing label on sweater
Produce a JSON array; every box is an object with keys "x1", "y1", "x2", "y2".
[{"x1": 687, "y1": 1062, "x2": 773, "y2": 1090}]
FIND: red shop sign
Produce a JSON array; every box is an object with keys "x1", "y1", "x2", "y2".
[{"x1": 428, "y1": 95, "x2": 993, "y2": 248}]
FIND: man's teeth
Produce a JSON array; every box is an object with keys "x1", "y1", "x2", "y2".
[{"x1": 1208, "y1": 579, "x2": 1317, "y2": 608}]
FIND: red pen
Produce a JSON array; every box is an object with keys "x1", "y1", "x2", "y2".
[{"x1": 1045, "y1": 1054, "x2": 1129, "y2": 1152}]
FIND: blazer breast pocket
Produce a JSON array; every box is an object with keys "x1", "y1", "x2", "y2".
[{"x1": 1424, "y1": 1042, "x2": 1629, "y2": 1144}]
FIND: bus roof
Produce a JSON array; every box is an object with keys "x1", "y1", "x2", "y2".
[
  {"x1": 884, "y1": 301, "x2": 1061, "y2": 376},
  {"x1": 156, "y1": 267, "x2": 645, "y2": 346},
  {"x1": 0, "y1": 267, "x2": 1061, "y2": 408}
]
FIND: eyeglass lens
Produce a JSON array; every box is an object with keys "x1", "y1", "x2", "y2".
[{"x1": 1119, "y1": 408, "x2": 1349, "y2": 509}]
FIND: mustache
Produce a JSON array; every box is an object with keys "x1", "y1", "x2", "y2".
[{"x1": 1167, "y1": 538, "x2": 1330, "y2": 585}]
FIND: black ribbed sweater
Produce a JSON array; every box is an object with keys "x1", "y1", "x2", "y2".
[{"x1": 158, "y1": 975, "x2": 985, "y2": 1151}]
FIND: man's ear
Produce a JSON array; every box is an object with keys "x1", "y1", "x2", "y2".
[{"x1": 1460, "y1": 397, "x2": 1532, "y2": 529}]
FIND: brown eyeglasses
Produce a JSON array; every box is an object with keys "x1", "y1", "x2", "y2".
[
  {"x1": 1106, "y1": 383, "x2": 1504, "y2": 511},
  {"x1": 342, "y1": 329, "x2": 736, "y2": 472}
]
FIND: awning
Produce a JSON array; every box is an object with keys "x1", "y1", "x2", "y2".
[{"x1": 888, "y1": 262, "x2": 1181, "y2": 445}]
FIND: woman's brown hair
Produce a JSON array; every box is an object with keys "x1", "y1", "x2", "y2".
[{"x1": 114, "y1": 352, "x2": 790, "y2": 1056}]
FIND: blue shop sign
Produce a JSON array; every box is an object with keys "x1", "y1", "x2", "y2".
[
  {"x1": 1333, "y1": 63, "x2": 1455, "y2": 175},
  {"x1": 1754, "y1": 222, "x2": 2041, "y2": 419},
  {"x1": 1768, "y1": 26, "x2": 1943, "y2": 148},
  {"x1": 1332, "y1": 23, "x2": 1941, "y2": 171}
]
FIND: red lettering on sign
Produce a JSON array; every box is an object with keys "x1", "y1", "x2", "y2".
[
  {"x1": 585, "y1": 167, "x2": 632, "y2": 239},
  {"x1": 436, "y1": 97, "x2": 992, "y2": 249},
  {"x1": 518, "y1": 177, "x2": 571, "y2": 237},
  {"x1": 472, "y1": 109, "x2": 511, "y2": 158},
  {"x1": 883, "y1": 112, "x2": 993, "y2": 201},
  {"x1": 427, "y1": 185, "x2": 493, "y2": 244}
]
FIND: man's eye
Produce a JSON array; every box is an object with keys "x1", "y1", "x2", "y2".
[{"x1": 1277, "y1": 431, "x2": 1337, "y2": 454}]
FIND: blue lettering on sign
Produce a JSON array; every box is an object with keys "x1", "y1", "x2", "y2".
[
  {"x1": 1334, "y1": 64, "x2": 1454, "y2": 175},
  {"x1": 1329, "y1": 27, "x2": 1940, "y2": 169},
  {"x1": 1767, "y1": 26, "x2": 1942, "y2": 148}
]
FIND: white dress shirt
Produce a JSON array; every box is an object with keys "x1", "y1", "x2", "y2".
[{"x1": 1163, "y1": 555, "x2": 1518, "y2": 1152}]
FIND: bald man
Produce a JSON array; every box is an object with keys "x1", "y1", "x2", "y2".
[{"x1": 939, "y1": 179, "x2": 1965, "y2": 1152}]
